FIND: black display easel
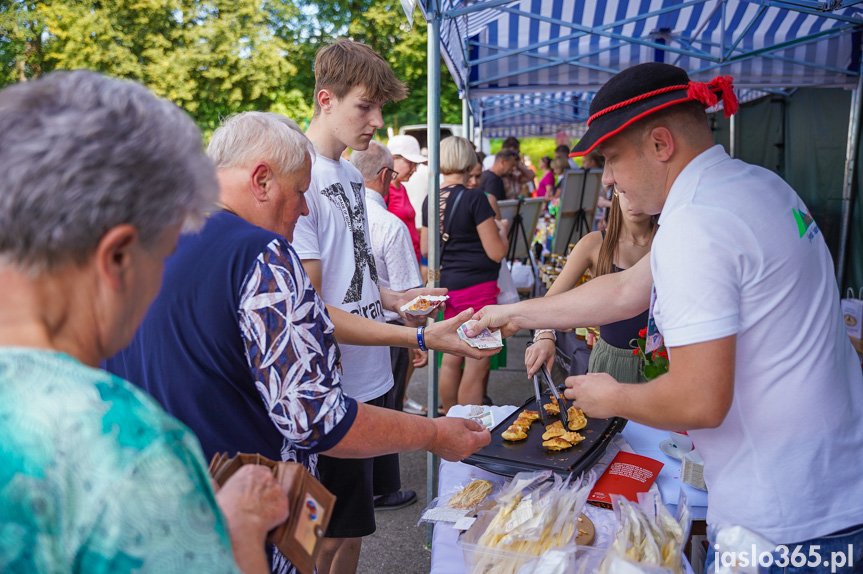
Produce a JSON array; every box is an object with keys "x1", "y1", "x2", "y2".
[
  {"x1": 506, "y1": 197, "x2": 537, "y2": 276},
  {"x1": 561, "y1": 169, "x2": 593, "y2": 250}
]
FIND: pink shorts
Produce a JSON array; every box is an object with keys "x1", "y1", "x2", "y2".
[{"x1": 443, "y1": 280, "x2": 500, "y2": 320}]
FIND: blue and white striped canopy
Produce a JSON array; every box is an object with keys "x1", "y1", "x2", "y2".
[
  {"x1": 476, "y1": 91, "x2": 590, "y2": 138},
  {"x1": 476, "y1": 87, "x2": 771, "y2": 137},
  {"x1": 415, "y1": 0, "x2": 863, "y2": 136}
]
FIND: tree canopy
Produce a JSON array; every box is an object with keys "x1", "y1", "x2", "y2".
[{"x1": 0, "y1": 0, "x2": 460, "y2": 131}]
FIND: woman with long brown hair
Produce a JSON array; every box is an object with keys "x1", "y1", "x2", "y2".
[{"x1": 524, "y1": 190, "x2": 657, "y2": 382}]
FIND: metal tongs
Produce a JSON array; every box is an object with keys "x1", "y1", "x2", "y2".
[
  {"x1": 531, "y1": 373, "x2": 546, "y2": 425},
  {"x1": 540, "y1": 364, "x2": 569, "y2": 429},
  {"x1": 525, "y1": 341, "x2": 546, "y2": 425}
]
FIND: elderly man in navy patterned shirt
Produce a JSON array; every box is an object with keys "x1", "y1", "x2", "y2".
[{"x1": 105, "y1": 112, "x2": 491, "y2": 574}]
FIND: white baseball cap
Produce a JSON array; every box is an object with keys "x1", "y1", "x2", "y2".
[{"x1": 387, "y1": 135, "x2": 427, "y2": 164}]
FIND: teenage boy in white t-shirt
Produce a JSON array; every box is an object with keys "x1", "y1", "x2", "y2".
[
  {"x1": 291, "y1": 39, "x2": 496, "y2": 574},
  {"x1": 467, "y1": 63, "x2": 863, "y2": 568}
]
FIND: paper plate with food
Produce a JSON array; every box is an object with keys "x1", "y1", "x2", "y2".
[{"x1": 400, "y1": 295, "x2": 449, "y2": 317}]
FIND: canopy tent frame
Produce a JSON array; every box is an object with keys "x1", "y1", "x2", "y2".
[
  {"x1": 425, "y1": 0, "x2": 442, "y2": 547},
  {"x1": 460, "y1": 4, "x2": 863, "y2": 87},
  {"x1": 412, "y1": 0, "x2": 863, "y2": 535},
  {"x1": 457, "y1": 1, "x2": 863, "y2": 84},
  {"x1": 425, "y1": 0, "x2": 863, "y2": 135},
  {"x1": 414, "y1": 0, "x2": 863, "y2": 266},
  {"x1": 839, "y1": 57, "x2": 863, "y2": 289}
]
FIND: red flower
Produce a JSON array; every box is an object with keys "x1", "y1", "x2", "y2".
[
  {"x1": 632, "y1": 348, "x2": 640, "y2": 355},
  {"x1": 638, "y1": 328, "x2": 648, "y2": 338}
]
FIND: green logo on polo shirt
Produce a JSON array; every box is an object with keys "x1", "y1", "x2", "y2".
[{"x1": 793, "y1": 208, "x2": 814, "y2": 238}]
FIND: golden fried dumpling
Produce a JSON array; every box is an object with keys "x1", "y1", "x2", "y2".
[
  {"x1": 560, "y1": 431, "x2": 586, "y2": 445},
  {"x1": 567, "y1": 407, "x2": 587, "y2": 431},
  {"x1": 541, "y1": 420, "x2": 565, "y2": 440},
  {"x1": 543, "y1": 437, "x2": 574, "y2": 451},
  {"x1": 543, "y1": 402, "x2": 560, "y2": 416},
  {"x1": 509, "y1": 419, "x2": 531, "y2": 432},
  {"x1": 545, "y1": 420, "x2": 564, "y2": 432},
  {"x1": 502, "y1": 427, "x2": 528, "y2": 441},
  {"x1": 519, "y1": 410, "x2": 540, "y2": 422}
]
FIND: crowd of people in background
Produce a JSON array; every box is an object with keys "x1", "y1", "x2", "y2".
[
  {"x1": 420, "y1": 137, "x2": 509, "y2": 413},
  {"x1": 5, "y1": 30, "x2": 860, "y2": 574},
  {"x1": 0, "y1": 47, "x2": 610, "y2": 571},
  {"x1": 1, "y1": 39, "x2": 496, "y2": 574},
  {"x1": 0, "y1": 33, "x2": 670, "y2": 574}
]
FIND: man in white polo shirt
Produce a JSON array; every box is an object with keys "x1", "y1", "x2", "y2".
[
  {"x1": 468, "y1": 63, "x2": 863, "y2": 569},
  {"x1": 350, "y1": 140, "x2": 426, "y2": 508}
]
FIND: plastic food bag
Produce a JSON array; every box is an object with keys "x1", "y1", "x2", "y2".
[
  {"x1": 497, "y1": 262, "x2": 521, "y2": 305},
  {"x1": 418, "y1": 477, "x2": 503, "y2": 525},
  {"x1": 510, "y1": 261, "x2": 536, "y2": 290},
  {"x1": 604, "y1": 491, "x2": 691, "y2": 574},
  {"x1": 462, "y1": 471, "x2": 594, "y2": 574}
]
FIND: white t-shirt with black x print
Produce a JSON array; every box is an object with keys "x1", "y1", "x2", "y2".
[{"x1": 292, "y1": 154, "x2": 393, "y2": 403}]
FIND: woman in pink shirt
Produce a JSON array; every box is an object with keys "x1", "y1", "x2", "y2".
[
  {"x1": 536, "y1": 156, "x2": 555, "y2": 198},
  {"x1": 386, "y1": 135, "x2": 427, "y2": 263}
]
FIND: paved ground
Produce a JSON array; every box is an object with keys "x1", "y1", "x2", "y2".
[{"x1": 356, "y1": 330, "x2": 535, "y2": 574}]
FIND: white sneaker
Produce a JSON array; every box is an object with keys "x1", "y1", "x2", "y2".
[{"x1": 403, "y1": 398, "x2": 428, "y2": 415}]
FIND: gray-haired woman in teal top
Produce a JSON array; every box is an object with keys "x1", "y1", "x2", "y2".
[{"x1": 0, "y1": 71, "x2": 287, "y2": 574}]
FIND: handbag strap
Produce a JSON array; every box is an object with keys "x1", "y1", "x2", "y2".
[{"x1": 440, "y1": 185, "x2": 466, "y2": 265}]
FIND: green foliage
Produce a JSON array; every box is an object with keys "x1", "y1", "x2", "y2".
[
  {"x1": 0, "y1": 0, "x2": 461, "y2": 131},
  {"x1": 519, "y1": 138, "x2": 563, "y2": 171},
  {"x1": 1, "y1": 0, "x2": 301, "y2": 129},
  {"x1": 270, "y1": 88, "x2": 314, "y2": 129},
  {"x1": 0, "y1": 0, "x2": 46, "y2": 84},
  {"x1": 291, "y1": 2, "x2": 460, "y2": 128},
  {"x1": 488, "y1": 137, "x2": 563, "y2": 173}
]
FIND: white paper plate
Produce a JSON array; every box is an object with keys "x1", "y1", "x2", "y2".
[{"x1": 400, "y1": 295, "x2": 449, "y2": 316}]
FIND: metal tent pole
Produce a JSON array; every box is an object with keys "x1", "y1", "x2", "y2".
[
  {"x1": 426, "y1": 0, "x2": 442, "y2": 548},
  {"x1": 729, "y1": 112, "x2": 737, "y2": 158},
  {"x1": 463, "y1": 70, "x2": 472, "y2": 143},
  {"x1": 462, "y1": 95, "x2": 469, "y2": 138},
  {"x1": 838, "y1": 63, "x2": 863, "y2": 289},
  {"x1": 478, "y1": 103, "x2": 484, "y2": 152}
]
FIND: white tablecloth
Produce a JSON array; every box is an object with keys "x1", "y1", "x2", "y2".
[
  {"x1": 621, "y1": 421, "x2": 708, "y2": 520},
  {"x1": 429, "y1": 405, "x2": 704, "y2": 574}
]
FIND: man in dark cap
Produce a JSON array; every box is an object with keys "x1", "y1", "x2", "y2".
[{"x1": 468, "y1": 63, "x2": 863, "y2": 567}]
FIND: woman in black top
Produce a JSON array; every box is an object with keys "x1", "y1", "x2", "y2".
[
  {"x1": 525, "y1": 190, "x2": 657, "y2": 383},
  {"x1": 421, "y1": 137, "x2": 509, "y2": 412}
]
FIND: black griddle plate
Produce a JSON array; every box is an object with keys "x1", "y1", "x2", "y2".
[{"x1": 462, "y1": 391, "x2": 626, "y2": 477}]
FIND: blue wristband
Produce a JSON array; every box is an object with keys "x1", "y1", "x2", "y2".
[{"x1": 417, "y1": 326, "x2": 427, "y2": 351}]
